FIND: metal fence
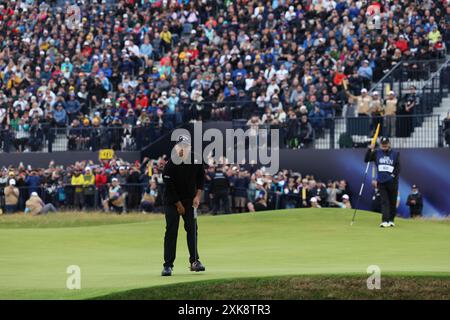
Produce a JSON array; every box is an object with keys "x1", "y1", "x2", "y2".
[
  {"x1": 0, "y1": 183, "x2": 157, "y2": 214},
  {"x1": 0, "y1": 184, "x2": 344, "y2": 215},
  {"x1": 369, "y1": 58, "x2": 450, "y2": 103},
  {"x1": 230, "y1": 114, "x2": 443, "y2": 149},
  {"x1": 0, "y1": 113, "x2": 445, "y2": 153}
]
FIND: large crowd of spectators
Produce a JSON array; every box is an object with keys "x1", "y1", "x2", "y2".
[
  {"x1": 0, "y1": 155, "x2": 352, "y2": 214},
  {"x1": 0, "y1": 0, "x2": 448, "y2": 152}
]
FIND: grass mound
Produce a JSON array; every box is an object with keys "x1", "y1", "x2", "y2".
[{"x1": 93, "y1": 274, "x2": 450, "y2": 300}]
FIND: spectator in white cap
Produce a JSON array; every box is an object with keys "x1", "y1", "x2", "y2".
[
  {"x1": 384, "y1": 91, "x2": 398, "y2": 137},
  {"x1": 103, "y1": 177, "x2": 126, "y2": 213},
  {"x1": 310, "y1": 197, "x2": 321, "y2": 208},
  {"x1": 370, "y1": 90, "x2": 383, "y2": 131},
  {"x1": 339, "y1": 194, "x2": 352, "y2": 209},
  {"x1": 4, "y1": 179, "x2": 20, "y2": 214},
  {"x1": 345, "y1": 87, "x2": 372, "y2": 117},
  {"x1": 25, "y1": 192, "x2": 57, "y2": 216}
]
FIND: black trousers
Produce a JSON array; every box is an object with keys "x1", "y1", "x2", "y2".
[
  {"x1": 213, "y1": 192, "x2": 231, "y2": 214},
  {"x1": 163, "y1": 201, "x2": 199, "y2": 268},
  {"x1": 378, "y1": 180, "x2": 398, "y2": 222}
]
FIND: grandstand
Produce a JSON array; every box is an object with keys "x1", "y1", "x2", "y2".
[{"x1": 1, "y1": 0, "x2": 449, "y2": 154}]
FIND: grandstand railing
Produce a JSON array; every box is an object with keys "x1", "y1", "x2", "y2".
[
  {"x1": 231, "y1": 114, "x2": 442, "y2": 149},
  {"x1": 0, "y1": 114, "x2": 444, "y2": 153},
  {"x1": 369, "y1": 57, "x2": 450, "y2": 102}
]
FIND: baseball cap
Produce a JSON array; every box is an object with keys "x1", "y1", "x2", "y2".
[
  {"x1": 412, "y1": 184, "x2": 417, "y2": 189},
  {"x1": 31, "y1": 192, "x2": 38, "y2": 197},
  {"x1": 342, "y1": 194, "x2": 349, "y2": 200},
  {"x1": 112, "y1": 178, "x2": 118, "y2": 182},
  {"x1": 9, "y1": 179, "x2": 16, "y2": 186},
  {"x1": 380, "y1": 137, "x2": 390, "y2": 144}
]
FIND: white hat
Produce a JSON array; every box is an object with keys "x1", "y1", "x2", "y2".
[
  {"x1": 310, "y1": 197, "x2": 318, "y2": 203},
  {"x1": 342, "y1": 194, "x2": 350, "y2": 200},
  {"x1": 372, "y1": 91, "x2": 379, "y2": 95},
  {"x1": 361, "y1": 88, "x2": 368, "y2": 93},
  {"x1": 31, "y1": 192, "x2": 38, "y2": 197},
  {"x1": 119, "y1": 166, "x2": 125, "y2": 170},
  {"x1": 389, "y1": 91, "x2": 395, "y2": 95},
  {"x1": 112, "y1": 178, "x2": 118, "y2": 182},
  {"x1": 9, "y1": 179, "x2": 16, "y2": 186}
]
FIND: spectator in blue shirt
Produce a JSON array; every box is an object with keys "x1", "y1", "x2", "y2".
[{"x1": 358, "y1": 60, "x2": 373, "y2": 89}]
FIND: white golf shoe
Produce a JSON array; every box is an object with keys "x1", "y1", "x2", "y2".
[
  {"x1": 388, "y1": 221, "x2": 395, "y2": 227},
  {"x1": 379, "y1": 222, "x2": 390, "y2": 228}
]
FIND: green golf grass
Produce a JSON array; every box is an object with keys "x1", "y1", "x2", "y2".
[{"x1": 0, "y1": 209, "x2": 449, "y2": 300}]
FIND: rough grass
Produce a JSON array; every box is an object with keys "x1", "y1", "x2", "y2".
[
  {"x1": 0, "y1": 212, "x2": 160, "y2": 229},
  {"x1": 93, "y1": 274, "x2": 450, "y2": 300}
]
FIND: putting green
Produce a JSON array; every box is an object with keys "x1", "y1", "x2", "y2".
[{"x1": 0, "y1": 209, "x2": 449, "y2": 300}]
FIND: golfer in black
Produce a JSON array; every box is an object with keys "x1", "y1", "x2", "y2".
[
  {"x1": 365, "y1": 137, "x2": 400, "y2": 227},
  {"x1": 161, "y1": 136, "x2": 205, "y2": 276}
]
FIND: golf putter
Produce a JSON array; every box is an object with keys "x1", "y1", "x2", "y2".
[{"x1": 193, "y1": 207, "x2": 198, "y2": 263}]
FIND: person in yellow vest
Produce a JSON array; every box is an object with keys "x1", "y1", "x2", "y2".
[
  {"x1": 103, "y1": 178, "x2": 126, "y2": 214},
  {"x1": 71, "y1": 169, "x2": 85, "y2": 210},
  {"x1": 4, "y1": 179, "x2": 20, "y2": 214},
  {"x1": 25, "y1": 192, "x2": 57, "y2": 216},
  {"x1": 384, "y1": 91, "x2": 398, "y2": 137},
  {"x1": 83, "y1": 167, "x2": 96, "y2": 209},
  {"x1": 160, "y1": 25, "x2": 172, "y2": 53},
  {"x1": 428, "y1": 26, "x2": 441, "y2": 44}
]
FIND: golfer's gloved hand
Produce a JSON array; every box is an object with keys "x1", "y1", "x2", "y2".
[{"x1": 175, "y1": 201, "x2": 185, "y2": 215}]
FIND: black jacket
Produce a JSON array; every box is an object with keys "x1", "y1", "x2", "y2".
[
  {"x1": 162, "y1": 155, "x2": 205, "y2": 205},
  {"x1": 209, "y1": 172, "x2": 230, "y2": 194},
  {"x1": 406, "y1": 193, "x2": 423, "y2": 215}
]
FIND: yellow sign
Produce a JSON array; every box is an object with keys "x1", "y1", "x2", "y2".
[{"x1": 99, "y1": 149, "x2": 115, "y2": 160}]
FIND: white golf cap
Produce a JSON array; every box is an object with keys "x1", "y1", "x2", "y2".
[
  {"x1": 9, "y1": 179, "x2": 16, "y2": 186},
  {"x1": 361, "y1": 88, "x2": 368, "y2": 93},
  {"x1": 389, "y1": 91, "x2": 395, "y2": 95},
  {"x1": 112, "y1": 178, "x2": 118, "y2": 182},
  {"x1": 31, "y1": 192, "x2": 38, "y2": 197},
  {"x1": 343, "y1": 194, "x2": 350, "y2": 200},
  {"x1": 310, "y1": 197, "x2": 318, "y2": 203},
  {"x1": 372, "y1": 91, "x2": 379, "y2": 95}
]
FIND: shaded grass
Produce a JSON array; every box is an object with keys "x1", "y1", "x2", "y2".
[
  {"x1": 0, "y1": 212, "x2": 162, "y2": 229},
  {"x1": 93, "y1": 274, "x2": 450, "y2": 300}
]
